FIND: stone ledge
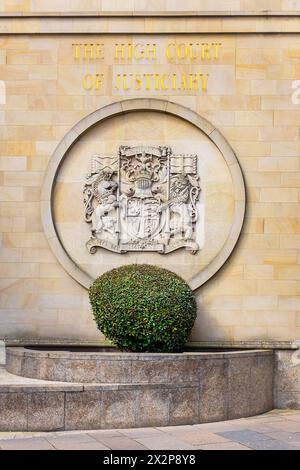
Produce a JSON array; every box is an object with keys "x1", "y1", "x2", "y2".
[
  {"x1": 4, "y1": 339, "x2": 299, "y2": 350},
  {"x1": 0, "y1": 384, "x2": 84, "y2": 393},
  {"x1": 189, "y1": 340, "x2": 300, "y2": 350},
  {"x1": 6, "y1": 348, "x2": 273, "y2": 386},
  {"x1": 9, "y1": 346, "x2": 273, "y2": 360},
  {"x1": 0, "y1": 12, "x2": 299, "y2": 18},
  {"x1": 1, "y1": 17, "x2": 300, "y2": 34}
]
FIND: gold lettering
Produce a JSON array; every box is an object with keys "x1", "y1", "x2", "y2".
[
  {"x1": 128, "y1": 44, "x2": 132, "y2": 60},
  {"x1": 200, "y1": 73, "x2": 209, "y2": 91},
  {"x1": 145, "y1": 43, "x2": 156, "y2": 60},
  {"x1": 73, "y1": 43, "x2": 104, "y2": 61},
  {"x1": 95, "y1": 74, "x2": 104, "y2": 90},
  {"x1": 189, "y1": 43, "x2": 199, "y2": 60},
  {"x1": 213, "y1": 42, "x2": 222, "y2": 59},
  {"x1": 122, "y1": 74, "x2": 130, "y2": 90},
  {"x1": 115, "y1": 74, "x2": 121, "y2": 90},
  {"x1": 95, "y1": 44, "x2": 105, "y2": 59},
  {"x1": 143, "y1": 74, "x2": 153, "y2": 90},
  {"x1": 154, "y1": 74, "x2": 160, "y2": 91},
  {"x1": 83, "y1": 74, "x2": 94, "y2": 90},
  {"x1": 180, "y1": 74, "x2": 188, "y2": 90},
  {"x1": 201, "y1": 43, "x2": 210, "y2": 60},
  {"x1": 160, "y1": 74, "x2": 168, "y2": 90},
  {"x1": 134, "y1": 74, "x2": 142, "y2": 90},
  {"x1": 177, "y1": 43, "x2": 188, "y2": 60},
  {"x1": 72, "y1": 43, "x2": 82, "y2": 61},
  {"x1": 83, "y1": 44, "x2": 94, "y2": 60},
  {"x1": 171, "y1": 74, "x2": 177, "y2": 90},
  {"x1": 114, "y1": 44, "x2": 127, "y2": 60},
  {"x1": 189, "y1": 74, "x2": 198, "y2": 91},
  {"x1": 133, "y1": 44, "x2": 145, "y2": 60},
  {"x1": 166, "y1": 43, "x2": 175, "y2": 61}
]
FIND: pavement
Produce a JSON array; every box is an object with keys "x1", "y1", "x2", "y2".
[{"x1": 0, "y1": 410, "x2": 299, "y2": 450}]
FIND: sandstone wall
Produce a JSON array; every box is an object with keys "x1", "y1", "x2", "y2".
[{"x1": 0, "y1": 7, "x2": 299, "y2": 346}]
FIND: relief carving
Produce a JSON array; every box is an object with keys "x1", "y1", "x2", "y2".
[{"x1": 83, "y1": 146, "x2": 202, "y2": 254}]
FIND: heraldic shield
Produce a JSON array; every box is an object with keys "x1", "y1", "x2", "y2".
[{"x1": 83, "y1": 145, "x2": 202, "y2": 254}]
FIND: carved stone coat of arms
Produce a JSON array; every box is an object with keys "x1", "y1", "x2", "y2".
[{"x1": 83, "y1": 146, "x2": 201, "y2": 254}]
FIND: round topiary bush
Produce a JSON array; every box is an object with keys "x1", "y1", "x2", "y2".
[{"x1": 89, "y1": 264, "x2": 197, "y2": 353}]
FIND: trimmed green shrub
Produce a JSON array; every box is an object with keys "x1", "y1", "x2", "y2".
[{"x1": 89, "y1": 264, "x2": 197, "y2": 353}]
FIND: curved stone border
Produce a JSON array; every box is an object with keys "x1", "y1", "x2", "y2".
[
  {"x1": 4, "y1": 348, "x2": 273, "y2": 430},
  {"x1": 7, "y1": 347, "x2": 270, "y2": 385},
  {"x1": 41, "y1": 98, "x2": 246, "y2": 290}
]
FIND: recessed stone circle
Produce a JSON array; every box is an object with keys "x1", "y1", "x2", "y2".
[{"x1": 41, "y1": 98, "x2": 246, "y2": 290}]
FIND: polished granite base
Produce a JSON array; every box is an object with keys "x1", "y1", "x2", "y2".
[{"x1": 0, "y1": 348, "x2": 274, "y2": 431}]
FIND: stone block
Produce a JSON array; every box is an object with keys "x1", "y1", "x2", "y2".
[
  {"x1": 131, "y1": 358, "x2": 169, "y2": 384},
  {"x1": 274, "y1": 350, "x2": 300, "y2": 408},
  {"x1": 228, "y1": 356, "x2": 252, "y2": 419},
  {"x1": 101, "y1": 389, "x2": 137, "y2": 429},
  {"x1": 169, "y1": 387, "x2": 199, "y2": 426},
  {"x1": 40, "y1": 358, "x2": 67, "y2": 382},
  {"x1": 27, "y1": 392, "x2": 65, "y2": 431},
  {"x1": 65, "y1": 391, "x2": 101, "y2": 430},
  {"x1": 168, "y1": 357, "x2": 199, "y2": 383},
  {"x1": 65, "y1": 359, "x2": 97, "y2": 383},
  {"x1": 199, "y1": 359, "x2": 228, "y2": 423},
  {"x1": 137, "y1": 387, "x2": 169, "y2": 427},
  {"x1": 249, "y1": 355, "x2": 273, "y2": 415},
  {"x1": 275, "y1": 351, "x2": 298, "y2": 392},
  {"x1": 21, "y1": 355, "x2": 41, "y2": 379},
  {"x1": 0, "y1": 393, "x2": 28, "y2": 431},
  {"x1": 274, "y1": 391, "x2": 300, "y2": 409},
  {"x1": 260, "y1": 188, "x2": 298, "y2": 203},
  {"x1": 0, "y1": 187, "x2": 24, "y2": 202},
  {"x1": 97, "y1": 359, "x2": 132, "y2": 384},
  {"x1": 6, "y1": 350, "x2": 22, "y2": 375}
]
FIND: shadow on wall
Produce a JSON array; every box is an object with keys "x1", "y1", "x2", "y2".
[{"x1": 189, "y1": 293, "x2": 233, "y2": 344}]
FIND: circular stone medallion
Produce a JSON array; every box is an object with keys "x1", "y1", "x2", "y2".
[{"x1": 41, "y1": 99, "x2": 245, "y2": 290}]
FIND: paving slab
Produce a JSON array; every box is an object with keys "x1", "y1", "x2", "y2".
[
  {"x1": 239, "y1": 423, "x2": 279, "y2": 433},
  {"x1": 47, "y1": 433, "x2": 97, "y2": 445},
  {"x1": 218, "y1": 429, "x2": 274, "y2": 443},
  {"x1": 198, "y1": 442, "x2": 251, "y2": 450},
  {"x1": 264, "y1": 431, "x2": 300, "y2": 443},
  {"x1": 87, "y1": 430, "x2": 123, "y2": 438},
  {"x1": 281, "y1": 415, "x2": 300, "y2": 422},
  {"x1": 192, "y1": 421, "x2": 246, "y2": 432},
  {"x1": 245, "y1": 439, "x2": 299, "y2": 450},
  {"x1": 0, "y1": 437, "x2": 55, "y2": 450},
  {"x1": 157, "y1": 425, "x2": 195, "y2": 433},
  {"x1": 217, "y1": 429, "x2": 300, "y2": 450},
  {"x1": 135, "y1": 435, "x2": 195, "y2": 450},
  {"x1": 91, "y1": 435, "x2": 147, "y2": 450},
  {"x1": 0, "y1": 409, "x2": 299, "y2": 450},
  {"x1": 263, "y1": 421, "x2": 300, "y2": 432},
  {"x1": 162, "y1": 431, "x2": 231, "y2": 446},
  {"x1": 50, "y1": 440, "x2": 109, "y2": 450},
  {"x1": 118, "y1": 427, "x2": 165, "y2": 438}
]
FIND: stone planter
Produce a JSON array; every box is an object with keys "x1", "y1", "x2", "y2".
[{"x1": 1, "y1": 347, "x2": 274, "y2": 431}]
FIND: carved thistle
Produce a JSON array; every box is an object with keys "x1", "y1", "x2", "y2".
[{"x1": 83, "y1": 146, "x2": 201, "y2": 254}]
